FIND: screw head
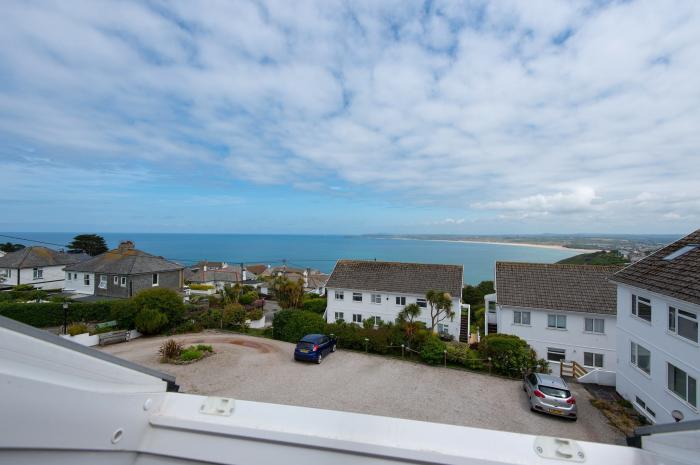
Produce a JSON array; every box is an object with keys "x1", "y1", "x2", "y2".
[
  {"x1": 578, "y1": 451, "x2": 585, "y2": 459},
  {"x1": 536, "y1": 446, "x2": 543, "y2": 453}
]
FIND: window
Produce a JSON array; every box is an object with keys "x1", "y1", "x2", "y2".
[
  {"x1": 547, "y1": 348, "x2": 566, "y2": 362},
  {"x1": 630, "y1": 341, "x2": 651, "y2": 374},
  {"x1": 664, "y1": 245, "x2": 698, "y2": 261},
  {"x1": 73, "y1": 273, "x2": 77, "y2": 280},
  {"x1": 513, "y1": 311, "x2": 531, "y2": 325},
  {"x1": 547, "y1": 314, "x2": 567, "y2": 329},
  {"x1": 113, "y1": 276, "x2": 119, "y2": 285},
  {"x1": 635, "y1": 396, "x2": 656, "y2": 418},
  {"x1": 437, "y1": 323, "x2": 449, "y2": 335},
  {"x1": 669, "y1": 307, "x2": 698, "y2": 343},
  {"x1": 352, "y1": 292, "x2": 363, "y2": 302},
  {"x1": 334, "y1": 290, "x2": 344, "y2": 300},
  {"x1": 632, "y1": 295, "x2": 652, "y2": 322},
  {"x1": 99, "y1": 275, "x2": 107, "y2": 289},
  {"x1": 583, "y1": 352, "x2": 604, "y2": 368},
  {"x1": 83, "y1": 274, "x2": 90, "y2": 286},
  {"x1": 152, "y1": 273, "x2": 159, "y2": 286},
  {"x1": 416, "y1": 298, "x2": 427, "y2": 308},
  {"x1": 585, "y1": 318, "x2": 605, "y2": 334},
  {"x1": 371, "y1": 294, "x2": 381, "y2": 304},
  {"x1": 668, "y1": 363, "x2": 697, "y2": 407},
  {"x1": 121, "y1": 276, "x2": 127, "y2": 287},
  {"x1": 395, "y1": 296, "x2": 406, "y2": 306},
  {"x1": 334, "y1": 312, "x2": 344, "y2": 322},
  {"x1": 66, "y1": 272, "x2": 71, "y2": 281},
  {"x1": 32, "y1": 267, "x2": 43, "y2": 280},
  {"x1": 352, "y1": 314, "x2": 362, "y2": 323}
]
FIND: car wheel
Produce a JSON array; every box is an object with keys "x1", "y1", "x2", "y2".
[
  {"x1": 316, "y1": 354, "x2": 322, "y2": 364},
  {"x1": 331, "y1": 344, "x2": 337, "y2": 353}
]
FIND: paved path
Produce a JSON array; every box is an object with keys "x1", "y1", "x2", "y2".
[{"x1": 101, "y1": 332, "x2": 624, "y2": 445}]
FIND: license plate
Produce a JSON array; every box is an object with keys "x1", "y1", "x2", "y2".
[
  {"x1": 300, "y1": 349, "x2": 308, "y2": 353},
  {"x1": 550, "y1": 409, "x2": 564, "y2": 415}
]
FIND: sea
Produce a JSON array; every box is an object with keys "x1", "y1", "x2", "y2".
[{"x1": 2, "y1": 233, "x2": 583, "y2": 285}]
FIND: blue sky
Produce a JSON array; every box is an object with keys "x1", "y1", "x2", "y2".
[{"x1": 0, "y1": 0, "x2": 699, "y2": 234}]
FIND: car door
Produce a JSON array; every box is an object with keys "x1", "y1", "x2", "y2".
[
  {"x1": 320, "y1": 336, "x2": 329, "y2": 354},
  {"x1": 525, "y1": 373, "x2": 537, "y2": 397}
]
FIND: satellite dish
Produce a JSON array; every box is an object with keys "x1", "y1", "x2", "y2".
[{"x1": 671, "y1": 410, "x2": 684, "y2": 422}]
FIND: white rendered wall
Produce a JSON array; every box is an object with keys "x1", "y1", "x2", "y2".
[
  {"x1": 326, "y1": 287, "x2": 461, "y2": 339},
  {"x1": 496, "y1": 305, "x2": 617, "y2": 372},
  {"x1": 616, "y1": 283, "x2": 700, "y2": 424},
  {"x1": 64, "y1": 272, "x2": 95, "y2": 295},
  {"x1": 17, "y1": 265, "x2": 67, "y2": 289}
]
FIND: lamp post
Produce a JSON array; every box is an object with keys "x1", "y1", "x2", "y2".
[{"x1": 62, "y1": 302, "x2": 69, "y2": 335}]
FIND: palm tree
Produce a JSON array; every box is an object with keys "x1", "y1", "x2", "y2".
[
  {"x1": 397, "y1": 303, "x2": 422, "y2": 345},
  {"x1": 426, "y1": 290, "x2": 455, "y2": 330}
]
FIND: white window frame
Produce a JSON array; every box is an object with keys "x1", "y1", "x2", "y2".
[
  {"x1": 513, "y1": 310, "x2": 531, "y2": 325},
  {"x1": 32, "y1": 267, "x2": 43, "y2": 280},
  {"x1": 152, "y1": 273, "x2": 159, "y2": 286},
  {"x1": 121, "y1": 276, "x2": 127, "y2": 287},
  {"x1": 352, "y1": 313, "x2": 362, "y2": 323},
  {"x1": 416, "y1": 298, "x2": 427, "y2": 308},
  {"x1": 371, "y1": 294, "x2": 381, "y2": 304},
  {"x1": 83, "y1": 274, "x2": 90, "y2": 286},
  {"x1": 668, "y1": 306, "x2": 698, "y2": 344},
  {"x1": 630, "y1": 341, "x2": 651, "y2": 375},
  {"x1": 547, "y1": 347, "x2": 566, "y2": 362},
  {"x1": 334, "y1": 312, "x2": 344, "y2": 322},
  {"x1": 334, "y1": 290, "x2": 344, "y2": 300},
  {"x1": 583, "y1": 352, "x2": 604, "y2": 368},
  {"x1": 437, "y1": 323, "x2": 449, "y2": 335},
  {"x1": 66, "y1": 272, "x2": 71, "y2": 281},
  {"x1": 632, "y1": 295, "x2": 652, "y2": 322},
  {"x1": 99, "y1": 275, "x2": 107, "y2": 289},
  {"x1": 547, "y1": 314, "x2": 567, "y2": 330},
  {"x1": 352, "y1": 292, "x2": 363, "y2": 302},
  {"x1": 584, "y1": 317, "x2": 605, "y2": 334},
  {"x1": 113, "y1": 276, "x2": 119, "y2": 285},
  {"x1": 667, "y1": 363, "x2": 697, "y2": 408},
  {"x1": 395, "y1": 296, "x2": 406, "y2": 306}
]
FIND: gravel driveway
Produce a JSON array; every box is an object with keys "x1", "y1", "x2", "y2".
[{"x1": 101, "y1": 331, "x2": 623, "y2": 445}]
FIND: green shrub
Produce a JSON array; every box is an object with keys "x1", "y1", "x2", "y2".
[
  {"x1": 302, "y1": 296, "x2": 327, "y2": 314},
  {"x1": 180, "y1": 347, "x2": 204, "y2": 361},
  {"x1": 171, "y1": 320, "x2": 203, "y2": 334},
  {"x1": 445, "y1": 342, "x2": 484, "y2": 369},
  {"x1": 246, "y1": 308, "x2": 264, "y2": 321},
  {"x1": 109, "y1": 300, "x2": 138, "y2": 329},
  {"x1": 134, "y1": 308, "x2": 169, "y2": 335},
  {"x1": 90, "y1": 325, "x2": 115, "y2": 335},
  {"x1": 195, "y1": 344, "x2": 213, "y2": 352},
  {"x1": 67, "y1": 322, "x2": 88, "y2": 336},
  {"x1": 0, "y1": 300, "x2": 129, "y2": 328},
  {"x1": 159, "y1": 339, "x2": 183, "y2": 360},
  {"x1": 420, "y1": 335, "x2": 447, "y2": 365},
  {"x1": 238, "y1": 291, "x2": 259, "y2": 306},
  {"x1": 478, "y1": 334, "x2": 538, "y2": 377},
  {"x1": 223, "y1": 303, "x2": 247, "y2": 329},
  {"x1": 133, "y1": 288, "x2": 184, "y2": 325},
  {"x1": 189, "y1": 284, "x2": 215, "y2": 291},
  {"x1": 272, "y1": 309, "x2": 326, "y2": 343}
]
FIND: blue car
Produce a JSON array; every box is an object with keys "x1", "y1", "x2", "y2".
[{"x1": 294, "y1": 334, "x2": 337, "y2": 364}]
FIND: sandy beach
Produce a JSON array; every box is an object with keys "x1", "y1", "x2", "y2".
[{"x1": 391, "y1": 237, "x2": 598, "y2": 253}]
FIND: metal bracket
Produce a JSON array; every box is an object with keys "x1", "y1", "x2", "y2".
[
  {"x1": 534, "y1": 436, "x2": 585, "y2": 462},
  {"x1": 200, "y1": 397, "x2": 235, "y2": 417}
]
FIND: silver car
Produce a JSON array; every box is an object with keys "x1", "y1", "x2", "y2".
[{"x1": 523, "y1": 372, "x2": 577, "y2": 420}]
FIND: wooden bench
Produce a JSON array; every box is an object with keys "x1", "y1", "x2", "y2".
[
  {"x1": 98, "y1": 330, "x2": 130, "y2": 346},
  {"x1": 95, "y1": 320, "x2": 118, "y2": 330}
]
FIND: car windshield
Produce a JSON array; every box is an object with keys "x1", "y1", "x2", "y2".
[
  {"x1": 297, "y1": 341, "x2": 315, "y2": 349},
  {"x1": 538, "y1": 385, "x2": 570, "y2": 398}
]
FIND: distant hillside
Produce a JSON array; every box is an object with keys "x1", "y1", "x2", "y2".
[{"x1": 557, "y1": 250, "x2": 629, "y2": 265}]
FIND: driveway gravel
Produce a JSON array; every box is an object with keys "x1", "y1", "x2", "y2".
[{"x1": 101, "y1": 331, "x2": 623, "y2": 445}]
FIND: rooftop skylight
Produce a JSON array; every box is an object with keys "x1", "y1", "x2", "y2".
[{"x1": 663, "y1": 245, "x2": 698, "y2": 261}]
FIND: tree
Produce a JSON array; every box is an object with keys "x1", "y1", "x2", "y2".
[
  {"x1": 220, "y1": 283, "x2": 241, "y2": 305},
  {"x1": 397, "y1": 303, "x2": 422, "y2": 344},
  {"x1": 67, "y1": 234, "x2": 108, "y2": 256},
  {"x1": 426, "y1": 290, "x2": 454, "y2": 330},
  {"x1": 132, "y1": 288, "x2": 184, "y2": 325},
  {"x1": 275, "y1": 278, "x2": 304, "y2": 309},
  {"x1": 0, "y1": 242, "x2": 25, "y2": 253},
  {"x1": 461, "y1": 280, "x2": 494, "y2": 307}
]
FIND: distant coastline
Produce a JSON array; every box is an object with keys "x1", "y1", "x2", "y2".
[{"x1": 387, "y1": 237, "x2": 598, "y2": 253}]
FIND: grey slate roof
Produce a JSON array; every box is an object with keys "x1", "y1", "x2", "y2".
[
  {"x1": 495, "y1": 262, "x2": 622, "y2": 315},
  {"x1": 326, "y1": 260, "x2": 463, "y2": 297},
  {"x1": 64, "y1": 247, "x2": 183, "y2": 275},
  {"x1": 185, "y1": 266, "x2": 242, "y2": 283},
  {"x1": 611, "y1": 229, "x2": 700, "y2": 306},
  {"x1": 0, "y1": 246, "x2": 89, "y2": 269}
]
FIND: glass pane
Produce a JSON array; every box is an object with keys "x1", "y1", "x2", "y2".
[
  {"x1": 595, "y1": 319, "x2": 604, "y2": 333},
  {"x1": 523, "y1": 312, "x2": 530, "y2": 325},
  {"x1": 514, "y1": 312, "x2": 521, "y2": 324},
  {"x1": 678, "y1": 316, "x2": 698, "y2": 342},
  {"x1": 638, "y1": 301, "x2": 652, "y2": 321},
  {"x1": 672, "y1": 366, "x2": 687, "y2": 399},
  {"x1": 585, "y1": 319, "x2": 593, "y2": 332},
  {"x1": 669, "y1": 307, "x2": 676, "y2": 331},
  {"x1": 548, "y1": 315, "x2": 556, "y2": 327},
  {"x1": 689, "y1": 376, "x2": 697, "y2": 407},
  {"x1": 558, "y1": 315, "x2": 567, "y2": 329},
  {"x1": 637, "y1": 345, "x2": 650, "y2": 373},
  {"x1": 630, "y1": 342, "x2": 637, "y2": 364},
  {"x1": 584, "y1": 353, "x2": 593, "y2": 366}
]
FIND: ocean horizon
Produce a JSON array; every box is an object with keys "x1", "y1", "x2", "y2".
[{"x1": 2, "y1": 232, "x2": 582, "y2": 285}]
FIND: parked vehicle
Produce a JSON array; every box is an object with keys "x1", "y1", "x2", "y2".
[
  {"x1": 294, "y1": 334, "x2": 337, "y2": 364},
  {"x1": 523, "y1": 372, "x2": 577, "y2": 420}
]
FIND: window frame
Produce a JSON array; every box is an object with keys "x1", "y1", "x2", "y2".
[
  {"x1": 416, "y1": 298, "x2": 427, "y2": 308},
  {"x1": 334, "y1": 311, "x2": 344, "y2": 322},
  {"x1": 632, "y1": 294, "x2": 652, "y2": 323},
  {"x1": 584, "y1": 317, "x2": 605, "y2": 334},
  {"x1": 99, "y1": 275, "x2": 108, "y2": 289},
  {"x1": 352, "y1": 313, "x2": 362, "y2": 323},
  {"x1": 66, "y1": 272, "x2": 71, "y2": 281},
  {"x1": 334, "y1": 290, "x2": 344, "y2": 300},
  {"x1": 630, "y1": 341, "x2": 651, "y2": 375},
  {"x1": 371, "y1": 294, "x2": 381, "y2": 304},
  {"x1": 546, "y1": 347, "x2": 566, "y2": 362},
  {"x1": 352, "y1": 292, "x2": 363, "y2": 302},
  {"x1": 113, "y1": 276, "x2": 119, "y2": 285},
  {"x1": 583, "y1": 352, "x2": 604, "y2": 368},
  {"x1": 152, "y1": 273, "x2": 159, "y2": 286},
  {"x1": 437, "y1": 323, "x2": 449, "y2": 335},
  {"x1": 547, "y1": 314, "x2": 567, "y2": 330},
  {"x1": 395, "y1": 296, "x2": 406, "y2": 306},
  {"x1": 120, "y1": 276, "x2": 127, "y2": 287},
  {"x1": 32, "y1": 267, "x2": 43, "y2": 280},
  {"x1": 513, "y1": 310, "x2": 531, "y2": 326},
  {"x1": 667, "y1": 363, "x2": 697, "y2": 408},
  {"x1": 83, "y1": 274, "x2": 90, "y2": 286},
  {"x1": 668, "y1": 306, "x2": 698, "y2": 344}
]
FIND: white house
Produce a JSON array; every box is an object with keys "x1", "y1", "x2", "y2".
[
  {"x1": 325, "y1": 260, "x2": 464, "y2": 340},
  {"x1": 489, "y1": 262, "x2": 622, "y2": 379},
  {"x1": 0, "y1": 246, "x2": 89, "y2": 290},
  {"x1": 611, "y1": 230, "x2": 700, "y2": 424}
]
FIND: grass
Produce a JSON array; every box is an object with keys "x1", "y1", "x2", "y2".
[{"x1": 590, "y1": 398, "x2": 647, "y2": 436}]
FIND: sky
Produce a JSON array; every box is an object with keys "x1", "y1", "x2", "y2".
[{"x1": 0, "y1": 0, "x2": 699, "y2": 235}]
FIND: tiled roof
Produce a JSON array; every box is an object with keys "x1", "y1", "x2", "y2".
[
  {"x1": 245, "y1": 264, "x2": 268, "y2": 275},
  {"x1": 0, "y1": 246, "x2": 89, "y2": 269},
  {"x1": 185, "y1": 267, "x2": 241, "y2": 283},
  {"x1": 611, "y1": 229, "x2": 700, "y2": 305},
  {"x1": 65, "y1": 246, "x2": 183, "y2": 275},
  {"x1": 495, "y1": 262, "x2": 622, "y2": 315},
  {"x1": 326, "y1": 260, "x2": 463, "y2": 298}
]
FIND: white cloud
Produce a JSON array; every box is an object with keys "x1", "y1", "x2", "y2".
[{"x1": 474, "y1": 187, "x2": 598, "y2": 214}]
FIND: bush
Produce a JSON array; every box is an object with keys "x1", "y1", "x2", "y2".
[
  {"x1": 0, "y1": 300, "x2": 129, "y2": 328},
  {"x1": 302, "y1": 296, "x2": 327, "y2": 314},
  {"x1": 195, "y1": 344, "x2": 213, "y2": 352},
  {"x1": 132, "y1": 288, "x2": 184, "y2": 326},
  {"x1": 134, "y1": 308, "x2": 169, "y2": 335},
  {"x1": 189, "y1": 284, "x2": 215, "y2": 291},
  {"x1": 67, "y1": 322, "x2": 88, "y2": 336},
  {"x1": 272, "y1": 309, "x2": 326, "y2": 343},
  {"x1": 159, "y1": 339, "x2": 183, "y2": 360},
  {"x1": 238, "y1": 291, "x2": 259, "y2": 306},
  {"x1": 445, "y1": 342, "x2": 484, "y2": 369},
  {"x1": 246, "y1": 308, "x2": 263, "y2": 321},
  {"x1": 180, "y1": 347, "x2": 204, "y2": 361},
  {"x1": 478, "y1": 334, "x2": 538, "y2": 377},
  {"x1": 171, "y1": 320, "x2": 204, "y2": 334},
  {"x1": 110, "y1": 300, "x2": 138, "y2": 329},
  {"x1": 420, "y1": 335, "x2": 446, "y2": 365},
  {"x1": 223, "y1": 303, "x2": 247, "y2": 329}
]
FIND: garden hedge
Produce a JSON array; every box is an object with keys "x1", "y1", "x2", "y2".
[
  {"x1": 0, "y1": 301, "x2": 127, "y2": 327},
  {"x1": 272, "y1": 309, "x2": 327, "y2": 343}
]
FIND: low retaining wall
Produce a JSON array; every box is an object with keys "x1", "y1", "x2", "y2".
[
  {"x1": 61, "y1": 329, "x2": 142, "y2": 347},
  {"x1": 578, "y1": 369, "x2": 616, "y2": 387}
]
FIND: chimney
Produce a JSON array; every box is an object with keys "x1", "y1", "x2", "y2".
[{"x1": 118, "y1": 241, "x2": 135, "y2": 252}]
